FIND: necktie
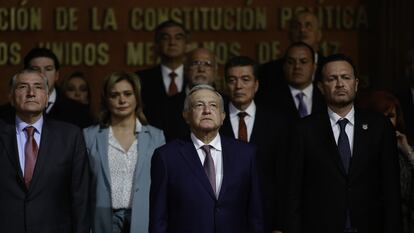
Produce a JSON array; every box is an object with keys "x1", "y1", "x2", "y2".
[
  {"x1": 201, "y1": 145, "x2": 216, "y2": 194},
  {"x1": 24, "y1": 126, "x2": 38, "y2": 188},
  {"x1": 238, "y1": 112, "x2": 248, "y2": 142},
  {"x1": 296, "y1": 92, "x2": 308, "y2": 118},
  {"x1": 168, "y1": 72, "x2": 178, "y2": 96},
  {"x1": 337, "y1": 119, "x2": 351, "y2": 174},
  {"x1": 337, "y1": 119, "x2": 355, "y2": 231}
]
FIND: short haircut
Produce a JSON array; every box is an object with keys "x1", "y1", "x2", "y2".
[
  {"x1": 283, "y1": 41, "x2": 316, "y2": 63},
  {"x1": 99, "y1": 71, "x2": 148, "y2": 127},
  {"x1": 224, "y1": 56, "x2": 258, "y2": 81},
  {"x1": 183, "y1": 84, "x2": 224, "y2": 113},
  {"x1": 318, "y1": 53, "x2": 358, "y2": 81},
  {"x1": 23, "y1": 47, "x2": 60, "y2": 70},
  {"x1": 154, "y1": 20, "x2": 189, "y2": 43},
  {"x1": 9, "y1": 69, "x2": 49, "y2": 93}
]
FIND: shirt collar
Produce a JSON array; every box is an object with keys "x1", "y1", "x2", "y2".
[
  {"x1": 16, "y1": 115, "x2": 44, "y2": 134},
  {"x1": 135, "y1": 118, "x2": 142, "y2": 134},
  {"x1": 229, "y1": 101, "x2": 256, "y2": 118},
  {"x1": 328, "y1": 106, "x2": 355, "y2": 128},
  {"x1": 161, "y1": 64, "x2": 184, "y2": 77},
  {"x1": 288, "y1": 83, "x2": 313, "y2": 97},
  {"x1": 191, "y1": 132, "x2": 222, "y2": 151}
]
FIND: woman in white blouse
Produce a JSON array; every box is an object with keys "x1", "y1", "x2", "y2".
[{"x1": 84, "y1": 72, "x2": 165, "y2": 233}]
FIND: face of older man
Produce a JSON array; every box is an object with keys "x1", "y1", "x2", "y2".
[
  {"x1": 186, "y1": 49, "x2": 216, "y2": 88},
  {"x1": 183, "y1": 89, "x2": 225, "y2": 135},
  {"x1": 226, "y1": 65, "x2": 258, "y2": 111},
  {"x1": 289, "y1": 12, "x2": 322, "y2": 50},
  {"x1": 11, "y1": 72, "x2": 49, "y2": 122}
]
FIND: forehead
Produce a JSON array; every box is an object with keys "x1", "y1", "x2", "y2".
[
  {"x1": 227, "y1": 65, "x2": 254, "y2": 76},
  {"x1": 69, "y1": 76, "x2": 86, "y2": 84},
  {"x1": 190, "y1": 89, "x2": 220, "y2": 102},
  {"x1": 29, "y1": 57, "x2": 55, "y2": 66},
  {"x1": 160, "y1": 25, "x2": 185, "y2": 36},
  {"x1": 16, "y1": 72, "x2": 44, "y2": 83},
  {"x1": 286, "y1": 46, "x2": 313, "y2": 59},
  {"x1": 295, "y1": 13, "x2": 318, "y2": 25},
  {"x1": 111, "y1": 79, "x2": 133, "y2": 91},
  {"x1": 323, "y1": 61, "x2": 354, "y2": 75},
  {"x1": 190, "y1": 49, "x2": 214, "y2": 61}
]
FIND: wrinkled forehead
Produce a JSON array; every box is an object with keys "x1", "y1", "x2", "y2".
[{"x1": 190, "y1": 89, "x2": 220, "y2": 103}]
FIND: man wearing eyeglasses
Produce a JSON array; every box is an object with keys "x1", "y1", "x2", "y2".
[{"x1": 149, "y1": 84, "x2": 264, "y2": 233}]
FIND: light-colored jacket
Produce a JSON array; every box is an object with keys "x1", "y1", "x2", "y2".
[{"x1": 83, "y1": 124, "x2": 165, "y2": 233}]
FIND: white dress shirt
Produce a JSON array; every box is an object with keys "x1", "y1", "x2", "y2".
[
  {"x1": 289, "y1": 84, "x2": 313, "y2": 115},
  {"x1": 191, "y1": 133, "x2": 223, "y2": 197},
  {"x1": 161, "y1": 64, "x2": 184, "y2": 93},
  {"x1": 15, "y1": 116, "x2": 43, "y2": 175},
  {"x1": 108, "y1": 119, "x2": 142, "y2": 209},
  {"x1": 328, "y1": 106, "x2": 355, "y2": 155},
  {"x1": 229, "y1": 101, "x2": 256, "y2": 142}
]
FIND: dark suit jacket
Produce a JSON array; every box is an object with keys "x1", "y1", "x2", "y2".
[
  {"x1": 220, "y1": 103, "x2": 289, "y2": 232},
  {"x1": 137, "y1": 65, "x2": 188, "y2": 141},
  {"x1": 0, "y1": 88, "x2": 94, "y2": 128},
  {"x1": 286, "y1": 109, "x2": 401, "y2": 233},
  {"x1": 149, "y1": 135, "x2": 264, "y2": 233},
  {"x1": 397, "y1": 88, "x2": 414, "y2": 141},
  {"x1": 0, "y1": 118, "x2": 90, "y2": 233}
]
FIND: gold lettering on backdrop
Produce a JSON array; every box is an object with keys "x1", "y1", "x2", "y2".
[
  {"x1": 257, "y1": 41, "x2": 281, "y2": 63},
  {"x1": 91, "y1": 7, "x2": 118, "y2": 31},
  {"x1": 280, "y1": 6, "x2": 369, "y2": 30},
  {"x1": 129, "y1": 7, "x2": 266, "y2": 31},
  {"x1": 126, "y1": 42, "x2": 154, "y2": 66},
  {"x1": 55, "y1": 7, "x2": 78, "y2": 31},
  {"x1": 37, "y1": 42, "x2": 109, "y2": 66},
  {"x1": 0, "y1": 42, "x2": 21, "y2": 65},
  {"x1": 0, "y1": 7, "x2": 41, "y2": 31}
]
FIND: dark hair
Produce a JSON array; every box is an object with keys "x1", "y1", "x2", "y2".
[
  {"x1": 318, "y1": 53, "x2": 357, "y2": 81},
  {"x1": 99, "y1": 71, "x2": 148, "y2": 128},
  {"x1": 224, "y1": 56, "x2": 258, "y2": 81},
  {"x1": 62, "y1": 71, "x2": 91, "y2": 103},
  {"x1": 283, "y1": 41, "x2": 316, "y2": 63},
  {"x1": 154, "y1": 20, "x2": 189, "y2": 43},
  {"x1": 23, "y1": 47, "x2": 60, "y2": 70}
]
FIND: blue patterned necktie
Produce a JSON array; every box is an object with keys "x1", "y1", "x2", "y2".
[
  {"x1": 201, "y1": 145, "x2": 216, "y2": 194},
  {"x1": 296, "y1": 92, "x2": 308, "y2": 118}
]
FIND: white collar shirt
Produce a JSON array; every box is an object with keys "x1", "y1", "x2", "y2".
[
  {"x1": 229, "y1": 101, "x2": 256, "y2": 142},
  {"x1": 328, "y1": 106, "x2": 355, "y2": 155}
]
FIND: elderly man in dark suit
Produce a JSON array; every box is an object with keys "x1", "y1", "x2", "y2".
[
  {"x1": 149, "y1": 84, "x2": 263, "y2": 233},
  {"x1": 0, "y1": 69, "x2": 89, "y2": 233},
  {"x1": 286, "y1": 54, "x2": 401, "y2": 233},
  {"x1": 220, "y1": 56, "x2": 288, "y2": 233}
]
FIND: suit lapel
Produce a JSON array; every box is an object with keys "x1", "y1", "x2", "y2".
[
  {"x1": 178, "y1": 139, "x2": 216, "y2": 199},
  {"x1": 134, "y1": 126, "x2": 151, "y2": 183},
  {"x1": 95, "y1": 128, "x2": 111, "y2": 188},
  {"x1": 348, "y1": 110, "x2": 369, "y2": 178},
  {"x1": 0, "y1": 122, "x2": 24, "y2": 182}
]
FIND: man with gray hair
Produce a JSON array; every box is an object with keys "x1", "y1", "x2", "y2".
[
  {"x1": 0, "y1": 69, "x2": 90, "y2": 233},
  {"x1": 150, "y1": 84, "x2": 264, "y2": 233}
]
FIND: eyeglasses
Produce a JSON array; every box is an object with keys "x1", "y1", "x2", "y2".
[{"x1": 189, "y1": 60, "x2": 214, "y2": 69}]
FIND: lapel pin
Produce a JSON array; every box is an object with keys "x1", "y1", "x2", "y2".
[{"x1": 362, "y1": 124, "x2": 368, "y2": 130}]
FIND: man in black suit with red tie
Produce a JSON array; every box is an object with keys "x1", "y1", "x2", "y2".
[
  {"x1": 0, "y1": 69, "x2": 89, "y2": 233},
  {"x1": 286, "y1": 54, "x2": 401, "y2": 233},
  {"x1": 137, "y1": 20, "x2": 189, "y2": 133},
  {"x1": 220, "y1": 56, "x2": 289, "y2": 233}
]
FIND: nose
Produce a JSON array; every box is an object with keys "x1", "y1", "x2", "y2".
[{"x1": 235, "y1": 79, "x2": 242, "y2": 89}]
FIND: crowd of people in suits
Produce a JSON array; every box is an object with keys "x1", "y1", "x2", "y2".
[{"x1": 0, "y1": 9, "x2": 413, "y2": 233}]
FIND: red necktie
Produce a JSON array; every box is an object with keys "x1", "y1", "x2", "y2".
[
  {"x1": 238, "y1": 112, "x2": 248, "y2": 142},
  {"x1": 24, "y1": 126, "x2": 38, "y2": 188},
  {"x1": 168, "y1": 72, "x2": 178, "y2": 96}
]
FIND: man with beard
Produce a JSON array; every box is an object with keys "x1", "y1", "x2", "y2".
[{"x1": 286, "y1": 54, "x2": 401, "y2": 233}]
